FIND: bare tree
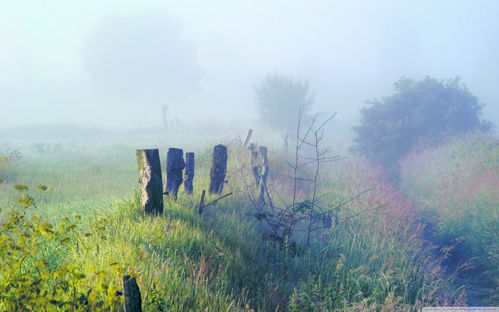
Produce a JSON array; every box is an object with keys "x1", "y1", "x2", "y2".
[
  {"x1": 246, "y1": 106, "x2": 342, "y2": 246},
  {"x1": 235, "y1": 106, "x2": 380, "y2": 250}
]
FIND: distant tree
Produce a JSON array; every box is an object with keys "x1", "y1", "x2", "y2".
[
  {"x1": 84, "y1": 12, "x2": 201, "y2": 103},
  {"x1": 255, "y1": 73, "x2": 314, "y2": 146},
  {"x1": 352, "y1": 77, "x2": 493, "y2": 179}
]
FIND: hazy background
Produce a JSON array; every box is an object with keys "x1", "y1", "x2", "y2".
[{"x1": 1, "y1": 0, "x2": 498, "y2": 132}]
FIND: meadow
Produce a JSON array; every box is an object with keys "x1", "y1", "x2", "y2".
[
  {"x1": 0, "y1": 129, "x2": 497, "y2": 311},
  {"x1": 400, "y1": 132, "x2": 499, "y2": 305}
]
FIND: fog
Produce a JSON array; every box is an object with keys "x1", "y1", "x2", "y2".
[{"x1": 1, "y1": 0, "x2": 498, "y2": 131}]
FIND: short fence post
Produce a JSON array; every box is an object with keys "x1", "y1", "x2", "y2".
[
  {"x1": 198, "y1": 189, "x2": 206, "y2": 215},
  {"x1": 123, "y1": 275, "x2": 142, "y2": 312},
  {"x1": 166, "y1": 148, "x2": 185, "y2": 200},
  {"x1": 250, "y1": 143, "x2": 260, "y2": 185},
  {"x1": 258, "y1": 146, "x2": 269, "y2": 204},
  {"x1": 136, "y1": 149, "x2": 163, "y2": 215},
  {"x1": 243, "y1": 129, "x2": 253, "y2": 146},
  {"x1": 184, "y1": 152, "x2": 195, "y2": 194},
  {"x1": 209, "y1": 144, "x2": 228, "y2": 195},
  {"x1": 259, "y1": 146, "x2": 269, "y2": 182}
]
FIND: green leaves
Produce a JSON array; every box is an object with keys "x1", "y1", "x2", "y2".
[
  {"x1": 14, "y1": 184, "x2": 29, "y2": 191},
  {"x1": 0, "y1": 192, "x2": 123, "y2": 310},
  {"x1": 17, "y1": 194, "x2": 34, "y2": 208},
  {"x1": 36, "y1": 184, "x2": 49, "y2": 192}
]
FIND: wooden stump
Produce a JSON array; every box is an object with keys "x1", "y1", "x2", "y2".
[
  {"x1": 136, "y1": 149, "x2": 163, "y2": 215},
  {"x1": 184, "y1": 152, "x2": 195, "y2": 194},
  {"x1": 209, "y1": 144, "x2": 228, "y2": 194},
  {"x1": 123, "y1": 275, "x2": 142, "y2": 312},
  {"x1": 250, "y1": 143, "x2": 260, "y2": 185},
  {"x1": 166, "y1": 148, "x2": 185, "y2": 200}
]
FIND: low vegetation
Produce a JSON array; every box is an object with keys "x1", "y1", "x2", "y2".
[
  {"x1": 0, "y1": 138, "x2": 469, "y2": 311},
  {"x1": 400, "y1": 132, "x2": 499, "y2": 304}
]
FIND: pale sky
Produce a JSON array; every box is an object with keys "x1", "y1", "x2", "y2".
[{"x1": 1, "y1": 0, "x2": 498, "y2": 129}]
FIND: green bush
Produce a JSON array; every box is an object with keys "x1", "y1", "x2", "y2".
[
  {"x1": 0, "y1": 185, "x2": 124, "y2": 311},
  {"x1": 352, "y1": 77, "x2": 493, "y2": 179}
]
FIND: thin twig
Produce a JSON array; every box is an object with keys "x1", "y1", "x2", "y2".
[{"x1": 205, "y1": 192, "x2": 234, "y2": 207}]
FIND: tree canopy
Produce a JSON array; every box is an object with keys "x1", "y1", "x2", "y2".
[
  {"x1": 255, "y1": 73, "x2": 314, "y2": 133},
  {"x1": 84, "y1": 12, "x2": 201, "y2": 103},
  {"x1": 352, "y1": 77, "x2": 493, "y2": 178}
]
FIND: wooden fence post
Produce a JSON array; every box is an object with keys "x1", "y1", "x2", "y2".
[
  {"x1": 250, "y1": 143, "x2": 260, "y2": 185},
  {"x1": 184, "y1": 152, "x2": 195, "y2": 194},
  {"x1": 258, "y1": 146, "x2": 269, "y2": 204},
  {"x1": 259, "y1": 146, "x2": 268, "y2": 183},
  {"x1": 243, "y1": 129, "x2": 253, "y2": 146},
  {"x1": 166, "y1": 148, "x2": 185, "y2": 200},
  {"x1": 123, "y1": 275, "x2": 142, "y2": 312},
  {"x1": 209, "y1": 144, "x2": 228, "y2": 194},
  {"x1": 197, "y1": 190, "x2": 206, "y2": 215},
  {"x1": 136, "y1": 149, "x2": 163, "y2": 215}
]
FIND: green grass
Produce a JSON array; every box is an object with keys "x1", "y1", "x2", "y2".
[
  {"x1": 0, "y1": 143, "x2": 136, "y2": 221},
  {"x1": 400, "y1": 132, "x2": 499, "y2": 304},
  {"x1": 1, "y1": 139, "x2": 463, "y2": 311}
]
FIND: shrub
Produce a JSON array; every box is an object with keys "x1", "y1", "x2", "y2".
[
  {"x1": 352, "y1": 77, "x2": 493, "y2": 180},
  {"x1": 0, "y1": 185, "x2": 124, "y2": 311}
]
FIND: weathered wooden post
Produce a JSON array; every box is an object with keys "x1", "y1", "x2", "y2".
[
  {"x1": 166, "y1": 148, "x2": 185, "y2": 200},
  {"x1": 243, "y1": 129, "x2": 253, "y2": 146},
  {"x1": 136, "y1": 149, "x2": 163, "y2": 215},
  {"x1": 259, "y1": 146, "x2": 269, "y2": 183},
  {"x1": 184, "y1": 152, "x2": 195, "y2": 194},
  {"x1": 123, "y1": 275, "x2": 142, "y2": 312},
  {"x1": 197, "y1": 190, "x2": 206, "y2": 215},
  {"x1": 250, "y1": 143, "x2": 260, "y2": 185},
  {"x1": 209, "y1": 144, "x2": 228, "y2": 195},
  {"x1": 258, "y1": 146, "x2": 269, "y2": 204}
]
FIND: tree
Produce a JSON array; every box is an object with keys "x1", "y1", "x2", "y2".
[
  {"x1": 352, "y1": 77, "x2": 493, "y2": 179},
  {"x1": 255, "y1": 73, "x2": 314, "y2": 147},
  {"x1": 84, "y1": 12, "x2": 201, "y2": 103}
]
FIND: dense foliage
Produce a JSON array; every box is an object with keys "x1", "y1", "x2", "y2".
[
  {"x1": 352, "y1": 77, "x2": 493, "y2": 178},
  {"x1": 0, "y1": 185, "x2": 123, "y2": 311},
  {"x1": 255, "y1": 73, "x2": 314, "y2": 134}
]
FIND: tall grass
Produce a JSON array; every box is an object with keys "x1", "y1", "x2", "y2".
[
  {"x1": 400, "y1": 132, "x2": 499, "y2": 304},
  {"x1": 0, "y1": 140, "x2": 461, "y2": 311},
  {"x1": 285, "y1": 157, "x2": 459, "y2": 311}
]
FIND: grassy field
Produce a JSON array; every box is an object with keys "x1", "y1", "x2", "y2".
[
  {"x1": 400, "y1": 132, "x2": 499, "y2": 305},
  {"x1": 0, "y1": 131, "x2": 496, "y2": 311}
]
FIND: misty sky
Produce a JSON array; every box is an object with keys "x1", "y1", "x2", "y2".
[{"x1": 1, "y1": 0, "x2": 498, "y2": 129}]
